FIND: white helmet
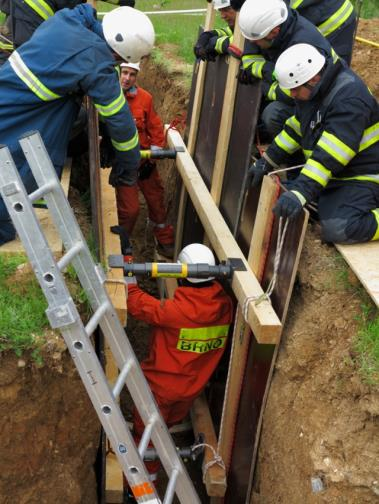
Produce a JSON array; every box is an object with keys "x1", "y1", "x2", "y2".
[
  {"x1": 213, "y1": 0, "x2": 231, "y2": 10},
  {"x1": 275, "y1": 43, "x2": 326, "y2": 89},
  {"x1": 177, "y1": 243, "x2": 216, "y2": 284},
  {"x1": 120, "y1": 61, "x2": 140, "y2": 72},
  {"x1": 103, "y1": 7, "x2": 155, "y2": 63},
  {"x1": 239, "y1": 0, "x2": 288, "y2": 40}
]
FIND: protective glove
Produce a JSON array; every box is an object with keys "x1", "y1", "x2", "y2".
[
  {"x1": 238, "y1": 65, "x2": 258, "y2": 85},
  {"x1": 100, "y1": 135, "x2": 115, "y2": 168},
  {"x1": 273, "y1": 191, "x2": 305, "y2": 219},
  {"x1": 248, "y1": 157, "x2": 270, "y2": 188},
  {"x1": 203, "y1": 36, "x2": 218, "y2": 61},
  {"x1": 194, "y1": 31, "x2": 213, "y2": 60},
  {"x1": 138, "y1": 160, "x2": 156, "y2": 180}
]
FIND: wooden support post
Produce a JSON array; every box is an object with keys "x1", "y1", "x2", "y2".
[
  {"x1": 217, "y1": 176, "x2": 279, "y2": 470},
  {"x1": 174, "y1": 3, "x2": 215, "y2": 258},
  {"x1": 167, "y1": 128, "x2": 282, "y2": 344},
  {"x1": 210, "y1": 18, "x2": 244, "y2": 207}
]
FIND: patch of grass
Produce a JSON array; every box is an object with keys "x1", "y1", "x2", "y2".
[
  {"x1": 0, "y1": 254, "x2": 49, "y2": 358},
  {"x1": 354, "y1": 306, "x2": 379, "y2": 385},
  {"x1": 353, "y1": 0, "x2": 379, "y2": 19}
]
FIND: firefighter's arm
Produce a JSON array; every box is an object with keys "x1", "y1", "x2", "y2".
[
  {"x1": 80, "y1": 45, "x2": 140, "y2": 185},
  {"x1": 127, "y1": 285, "x2": 182, "y2": 327},
  {"x1": 240, "y1": 41, "x2": 274, "y2": 82}
]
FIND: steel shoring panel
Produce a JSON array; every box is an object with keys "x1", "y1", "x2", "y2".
[
  {"x1": 219, "y1": 81, "x2": 261, "y2": 235},
  {"x1": 226, "y1": 187, "x2": 309, "y2": 503},
  {"x1": 183, "y1": 56, "x2": 228, "y2": 247}
]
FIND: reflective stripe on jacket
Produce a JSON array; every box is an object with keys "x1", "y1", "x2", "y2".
[{"x1": 127, "y1": 282, "x2": 234, "y2": 401}]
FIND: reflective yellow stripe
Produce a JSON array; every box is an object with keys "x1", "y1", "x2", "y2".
[
  {"x1": 177, "y1": 324, "x2": 229, "y2": 354},
  {"x1": 241, "y1": 54, "x2": 255, "y2": 68},
  {"x1": 317, "y1": 131, "x2": 355, "y2": 166},
  {"x1": 331, "y1": 48, "x2": 339, "y2": 63},
  {"x1": 290, "y1": 0, "x2": 304, "y2": 8},
  {"x1": 359, "y1": 122, "x2": 379, "y2": 152},
  {"x1": 303, "y1": 149, "x2": 312, "y2": 160},
  {"x1": 332, "y1": 174, "x2": 379, "y2": 184},
  {"x1": 215, "y1": 35, "x2": 228, "y2": 54},
  {"x1": 94, "y1": 88, "x2": 125, "y2": 117},
  {"x1": 0, "y1": 41, "x2": 13, "y2": 51},
  {"x1": 268, "y1": 82, "x2": 278, "y2": 101},
  {"x1": 275, "y1": 130, "x2": 300, "y2": 154},
  {"x1": 291, "y1": 190, "x2": 306, "y2": 206},
  {"x1": 214, "y1": 27, "x2": 232, "y2": 37},
  {"x1": 286, "y1": 116, "x2": 301, "y2": 137},
  {"x1": 9, "y1": 51, "x2": 61, "y2": 101},
  {"x1": 318, "y1": 0, "x2": 354, "y2": 37},
  {"x1": 302, "y1": 158, "x2": 331, "y2": 187},
  {"x1": 371, "y1": 209, "x2": 379, "y2": 241},
  {"x1": 24, "y1": 0, "x2": 54, "y2": 20},
  {"x1": 111, "y1": 130, "x2": 139, "y2": 152},
  {"x1": 251, "y1": 61, "x2": 265, "y2": 78}
]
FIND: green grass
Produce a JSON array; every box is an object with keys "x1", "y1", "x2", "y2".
[
  {"x1": 0, "y1": 254, "x2": 49, "y2": 358},
  {"x1": 353, "y1": 0, "x2": 379, "y2": 19},
  {"x1": 354, "y1": 307, "x2": 379, "y2": 385}
]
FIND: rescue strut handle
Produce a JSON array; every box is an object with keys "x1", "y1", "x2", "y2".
[
  {"x1": 108, "y1": 256, "x2": 246, "y2": 279},
  {"x1": 140, "y1": 146, "x2": 185, "y2": 160}
]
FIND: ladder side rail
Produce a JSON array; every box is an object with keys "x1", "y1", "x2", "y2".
[
  {"x1": 18, "y1": 133, "x2": 201, "y2": 504},
  {"x1": 0, "y1": 146, "x2": 162, "y2": 503}
]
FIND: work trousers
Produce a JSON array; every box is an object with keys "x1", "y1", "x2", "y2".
[
  {"x1": 133, "y1": 393, "x2": 194, "y2": 478},
  {"x1": 327, "y1": 16, "x2": 357, "y2": 66},
  {"x1": 261, "y1": 101, "x2": 295, "y2": 140},
  {"x1": 115, "y1": 166, "x2": 173, "y2": 244},
  {"x1": 318, "y1": 180, "x2": 379, "y2": 244}
]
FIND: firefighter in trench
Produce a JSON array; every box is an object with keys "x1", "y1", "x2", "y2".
[{"x1": 125, "y1": 243, "x2": 234, "y2": 491}]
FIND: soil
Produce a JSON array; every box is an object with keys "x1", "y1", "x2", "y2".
[{"x1": 0, "y1": 17, "x2": 378, "y2": 504}]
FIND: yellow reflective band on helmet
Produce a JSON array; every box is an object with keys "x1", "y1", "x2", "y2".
[
  {"x1": 317, "y1": 131, "x2": 355, "y2": 166},
  {"x1": 9, "y1": 51, "x2": 61, "y2": 101},
  {"x1": 318, "y1": 0, "x2": 354, "y2": 37},
  {"x1": 290, "y1": 0, "x2": 304, "y2": 9},
  {"x1": 274, "y1": 129, "x2": 301, "y2": 154},
  {"x1": 24, "y1": 0, "x2": 54, "y2": 20},
  {"x1": 0, "y1": 40, "x2": 13, "y2": 51},
  {"x1": 241, "y1": 54, "x2": 255, "y2": 69},
  {"x1": 95, "y1": 88, "x2": 125, "y2": 117},
  {"x1": 302, "y1": 158, "x2": 331, "y2": 187},
  {"x1": 177, "y1": 324, "x2": 229, "y2": 354},
  {"x1": 111, "y1": 130, "x2": 139, "y2": 152},
  {"x1": 371, "y1": 209, "x2": 379, "y2": 241},
  {"x1": 359, "y1": 122, "x2": 379, "y2": 152},
  {"x1": 286, "y1": 116, "x2": 301, "y2": 137}
]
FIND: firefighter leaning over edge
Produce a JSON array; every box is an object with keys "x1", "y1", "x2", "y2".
[
  {"x1": 0, "y1": 4, "x2": 154, "y2": 245},
  {"x1": 249, "y1": 43, "x2": 379, "y2": 245}
]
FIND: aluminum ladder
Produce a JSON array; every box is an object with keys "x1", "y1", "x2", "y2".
[{"x1": 0, "y1": 131, "x2": 201, "y2": 504}]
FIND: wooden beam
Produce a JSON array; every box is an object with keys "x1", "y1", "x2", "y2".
[
  {"x1": 210, "y1": 18, "x2": 244, "y2": 207},
  {"x1": 0, "y1": 160, "x2": 71, "y2": 256},
  {"x1": 335, "y1": 241, "x2": 379, "y2": 308},
  {"x1": 175, "y1": 3, "x2": 215, "y2": 258},
  {"x1": 191, "y1": 394, "x2": 227, "y2": 497},
  {"x1": 167, "y1": 128, "x2": 282, "y2": 344}
]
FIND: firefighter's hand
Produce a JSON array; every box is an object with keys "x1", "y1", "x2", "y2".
[
  {"x1": 248, "y1": 158, "x2": 269, "y2": 188},
  {"x1": 194, "y1": 31, "x2": 213, "y2": 60},
  {"x1": 238, "y1": 66, "x2": 258, "y2": 85},
  {"x1": 100, "y1": 135, "x2": 115, "y2": 168},
  {"x1": 138, "y1": 160, "x2": 156, "y2": 180},
  {"x1": 203, "y1": 36, "x2": 218, "y2": 61},
  {"x1": 273, "y1": 191, "x2": 305, "y2": 219}
]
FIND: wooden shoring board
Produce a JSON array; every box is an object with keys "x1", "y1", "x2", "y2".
[
  {"x1": 167, "y1": 128, "x2": 282, "y2": 344},
  {"x1": 175, "y1": 3, "x2": 215, "y2": 258},
  {"x1": 335, "y1": 242, "x2": 379, "y2": 308},
  {"x1": 217, "y1": 176, "x2": 279, "y2": 475},
  {"x1": 0, "y1": 160, "x2": 71, "y2": 256},
  {"x1": 210, "y1": 17, "x2": 244, "y2": 207},
  {"x1": 225, "y1": 179, "x2": 309, "y2": 504}
]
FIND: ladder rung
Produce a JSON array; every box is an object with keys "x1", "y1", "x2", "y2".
[
  {"x1": 28, "y1": 180, "x2": 57, "y2": 202},
  {"x1": 112, "y1": 359, "x2": 134, "y2": 399},
  {"x1": 85, "y1": 301, "x2": 110, "y2": 336},
  {"x1": 57, "y1": 242, "x2": 84, "y2": 271},
  {"x1": 138, "y1": 416, "x2": 157, "y2": 459},
  {"x1": 163, "y1": 468, "x2": 179, "y2": 504}
]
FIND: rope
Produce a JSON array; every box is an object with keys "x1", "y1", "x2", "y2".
[
  {"x1": 191, "y1": 442, "x2": 226, "y2": 479},
  {"x1": 269, "y1": 163, "x2": 304, "y2": 176},
  {"x1": 242, "y1": 217, "x2": 289, "y2": 322}
]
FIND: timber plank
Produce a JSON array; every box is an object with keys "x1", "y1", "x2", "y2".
[
  {"x1": 335, "y1": 242, "x2": 379, "y2": 308},
  {"x1": 0, "y1": 160, "x2": 71, "y2": 256}
]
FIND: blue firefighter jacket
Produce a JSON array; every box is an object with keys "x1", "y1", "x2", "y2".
[
  {"x1": 0, "y1": 3, "x2": 140, "y2": 185},
  {"x1": 265, "y1": 57, "x2": 379, "y2": 203},
  {"x1": 241, "y1": 9, "x2": 340, "y2": 105}
]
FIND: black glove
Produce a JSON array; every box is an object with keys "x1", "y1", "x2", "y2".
[
  {"x1": 238, "y1": 66, "x2": 257, "y2": 85},
  {"x1": 100, "y1": 135, "x2": 115, "y2": 168},
  {"x1": 248, "y1": 157, "x2": 269, "y2": 188},
  {"x1": 203, "y1": 36, "x2": 218, "y2": 61},
  {"x1": 273, "y1": 191, "x2": 305, "y2": 219},
  {"x1": 138, "y1": 160, "x2": 156, "y2": 180},
  {"x1": 194, "y1": 31, "x2": 213, "y2": 60}
]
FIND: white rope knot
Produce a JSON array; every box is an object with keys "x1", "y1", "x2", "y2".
[
  {"x1": 191, "y1": 442, "x2": 226, "y2": 481},
  {"x1": 242, "y1": 217, "x2": 289, "y2": 324}
]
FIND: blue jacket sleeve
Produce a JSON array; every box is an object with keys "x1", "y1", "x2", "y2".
[{"x1": 79, "y1": 44, "x2": 140, "y2": 185}]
